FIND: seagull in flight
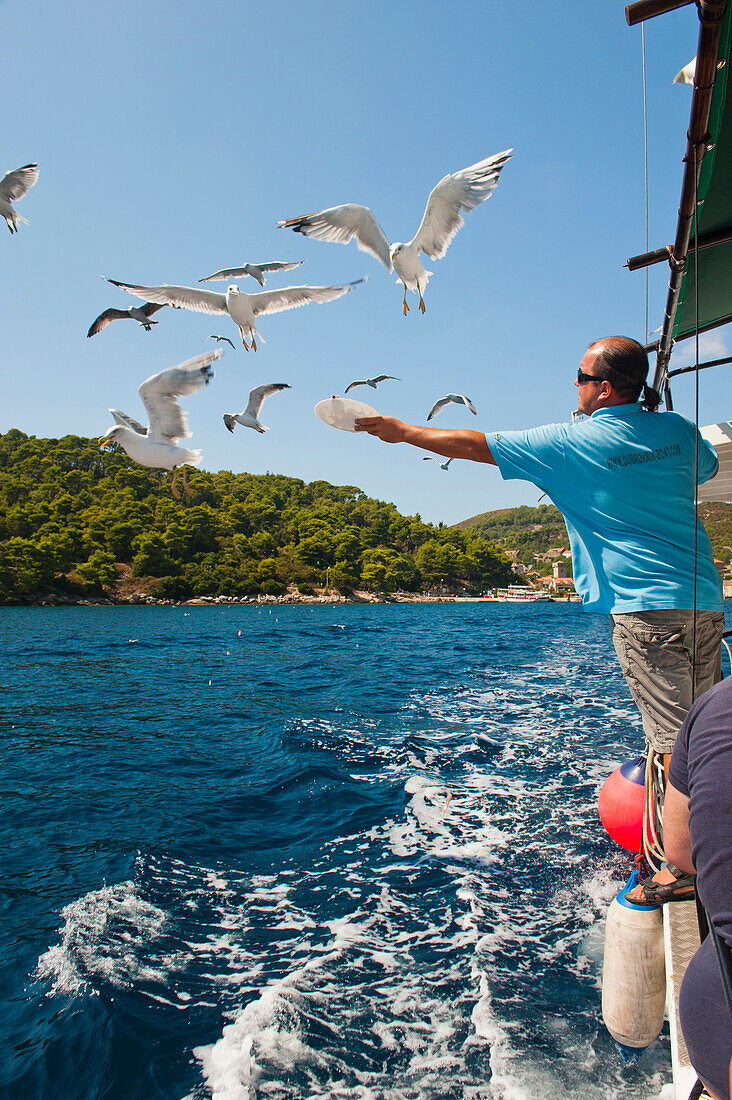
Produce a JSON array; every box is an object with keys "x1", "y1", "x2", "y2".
[
  {"x1": 344, "y1": 374, "x2": 399, "y2": 394},
  {"x1": 427, "y1": 393, "x2": 477, "y2": 421},
  {"x1": 87, "y1": 301, "x2": 165, "y2": 338},
  {"x1": 108, "y1": 277, "x2": 363, "y2": 351},
  {"x1": 223, "y1": 383, "x2": 291, "y2": 434},
  {"x1": 278, "y1": 149, "x2": 512, "y2": 315},
  {"x1": 199, "y1": 260, "x2": 304, "y2": 287},
  {"x1": 99, "y1": 348, "x2": 221, "y2": 498},
  {"x1": 0, "y1": 163, "x2": 39, "y2": 234},
  {"x1": 207, "y1": 334, "x2": 236, "y2": 349},
  {"x1": 423, "y1": 456, "x2": 454, "y2": 471}
]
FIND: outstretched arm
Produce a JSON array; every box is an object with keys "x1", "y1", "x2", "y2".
[{"x1": 354, "y1": 416, "x2": 496, "y2": 465}]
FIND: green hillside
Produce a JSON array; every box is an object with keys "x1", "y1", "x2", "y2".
[
  {"x1": 459, "y1": 501, "x2": 732, "y2": 569},
  {"x1": 0, "y1": 430, "x2": 513, "y2": 602}
]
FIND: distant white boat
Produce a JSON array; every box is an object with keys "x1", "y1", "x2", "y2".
[{"x1": 494, "y1": 586, "x2": 553, "y2": 602}]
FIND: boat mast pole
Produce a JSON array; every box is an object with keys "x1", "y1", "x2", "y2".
[{"x1": 625, "y1": 0, "x2": 728, "y2": 403}]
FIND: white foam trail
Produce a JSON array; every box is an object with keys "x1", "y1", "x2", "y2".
[{"x1": 36, "y1": 881, "x2": 168, "y2": 995}]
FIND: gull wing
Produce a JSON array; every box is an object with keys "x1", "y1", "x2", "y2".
[
  {"x1": 250, "y1": 280, "x2": 363, "y2": 318},
  {"x1": 278, "y1": 205, "x2": 392, "y2": 271},
  {"x1": 200, "y1": 266, "x2": 250, "y2": 282},
  {"x1": 345, "y1": 373, "x2": 399, "y2": 393},
  {"x1": 412, "y1": 149, "x2": 513, "y2": 260},
  {"x1": 257, "y1": 261, "x2": 304, "y2": 274},
  {"x1": 0, "y1": 163, "x2": 39, "y2": 202},
  {"x1": 244, "y1": 383, "x2": 291, "y2": 419},
  {"x1": 109, "y1": 408, "x2": 147, "y2": 435},
  {"x1": 139, "y1": 302, "x2": 166, "y2": 318},
  {"x1": 427, "y1": 393, "x2": 477, "y2": 420},
  {"x1": 109, "y1": 279, "x2": 228, "y2": 316},
  {"x1": 200, "y1": 261, "x2": 304, "y2": 282},
  {"x1": 87, "y1": 308, "x2": 132, "y2": 337},
  {"x1": 427, "y1": 396, "x2": 450, "y2": 420},
  {"x1": 139, "y1": 348, "x2": 221, "y2": 444}
]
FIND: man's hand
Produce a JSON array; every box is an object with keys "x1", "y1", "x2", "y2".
[{"x1": 354, "y1": 416, "x2": 405, "y2": 443}]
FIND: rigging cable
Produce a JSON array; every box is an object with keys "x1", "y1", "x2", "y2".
[
  {"x1": 642, "y1": 23, "x2": 650, "y2": 344},
  {"x1": 640, "y1": 26, "x2": 664, "y2": 875},
  {"x1": 692, "y1": 140, "x2": 700, "y2": 703}
]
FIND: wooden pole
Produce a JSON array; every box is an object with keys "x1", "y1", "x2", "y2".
[
  {"x1": 627, "y1": 226, "x2": 732, "y2": 271},
  {"x1": 626, "y1": 0, "x2": 694, "y2": 25}
]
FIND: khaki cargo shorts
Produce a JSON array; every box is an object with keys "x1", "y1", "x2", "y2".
[{"x1": 611, "y1": 608, "x2": 724, "y2": 754}]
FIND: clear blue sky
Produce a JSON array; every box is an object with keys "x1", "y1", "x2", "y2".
[{"x1": 2, "y1": 0, "x2": 726, "y2": 525}]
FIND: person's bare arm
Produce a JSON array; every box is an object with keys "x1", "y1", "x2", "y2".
[
  {"x1": 663, "y1": 781, "x2": 694, "y2": 873},
  {"x1": 354, "y1": 416, "x2": 496, "y2": 465}
]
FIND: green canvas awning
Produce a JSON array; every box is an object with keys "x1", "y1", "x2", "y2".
[{"x1": 673, "y1": 6, "x2": 732, "y2": 341}]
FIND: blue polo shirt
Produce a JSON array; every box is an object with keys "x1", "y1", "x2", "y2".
[{"x1": 486, "y1": 404, "x2": 722, "y2": 615}]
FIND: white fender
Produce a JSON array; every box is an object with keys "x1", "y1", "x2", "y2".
[{"x1": 602, "y1": 875, "x2": 666, "y2": 1052}]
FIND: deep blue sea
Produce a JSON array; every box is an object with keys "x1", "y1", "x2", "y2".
[{"x1": 2, "y1": 602, "x2": 729, "y2": 1099}]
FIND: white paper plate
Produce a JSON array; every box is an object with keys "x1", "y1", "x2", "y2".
[{"x1": 314, "y1": 396, "x2": 378, "y2": 432}]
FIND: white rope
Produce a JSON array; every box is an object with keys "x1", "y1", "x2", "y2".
[{"x1": 643, "y1": 749, "x2": 666, "y2": 874}]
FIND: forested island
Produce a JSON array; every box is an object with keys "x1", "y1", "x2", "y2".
[{"x1": 0, "y1": 430, "x2": 515, "y2": 603}]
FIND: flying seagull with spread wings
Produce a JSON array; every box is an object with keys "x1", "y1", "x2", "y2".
[
  {"x1": 207, "y1": 334, "x2": 236, "y2": 349},
  {"x1": 99, "y1": 348, "x2": 222, "y2": 498},
  {"x1": 344, "y1": 374, "x2": 399, "y2": 394},
  {"x1": 278, "y1": 149, "x2": 512, "y2": 315},
  {"x1": 423, "y1": 456, "x2": 454, "y2": 471},
  {"x1": 223, "y1": 383, "x2": 291, "y2": 434},
  {"x1": 427, "y1": 394, "x2": 477, "y2": 421},
  {"x1": 87, "y1": 301, "x2": 165, "y2": 338},
  {"x1": 0, "y1": 163, "x2": 39, "y2": 234},
  {"x1": 199, "y1": 260, "x2": 304, "y2": 287},
  {"x1": 108, "y1": 277, "x2": 363, "y2": 350}
]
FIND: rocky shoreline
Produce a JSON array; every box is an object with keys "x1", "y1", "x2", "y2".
[
  {"x1": 5, "y1": 588, "x2": 578, "y2": 608},
  {"x1": 8, "y1": 590, "x2": 484, "y2": 608}
]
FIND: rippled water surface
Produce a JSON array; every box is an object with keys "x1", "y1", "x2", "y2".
[{"x1": 3, "y1": 602, "x2": 725, "y2": 1099}]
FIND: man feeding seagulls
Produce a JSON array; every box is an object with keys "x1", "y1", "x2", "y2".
[
  {"x1": 223, "y1": 383, "x2": 290, "y2": 434},
  {"x1": 0, "y1": 163, "x2": 39, "y2": 234},
  {"x1": 99, "y1": 348, "x2": 221, "y2": 498},
  {"x1": 108, "y1": 277, "x2": 363, "y2": 350},
  {"x1": 278, "y1": 149, "x2": 511, "y2": 315},
  {"x1": 356, "y1": 336, "x2": 724, "y2": 910}
]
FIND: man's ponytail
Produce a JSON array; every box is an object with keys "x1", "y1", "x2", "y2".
[{"x1": 641, "y1": 384, "x2": 662, "y2": 412}]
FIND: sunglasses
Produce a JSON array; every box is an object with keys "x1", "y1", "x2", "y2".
[{"x1": 577, "y1": 368, "x2": 605, "y2": 386}]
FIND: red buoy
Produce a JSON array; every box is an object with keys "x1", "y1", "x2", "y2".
[{"x1": 598, "y1": 757, "x2": 646, "y2": 852}]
